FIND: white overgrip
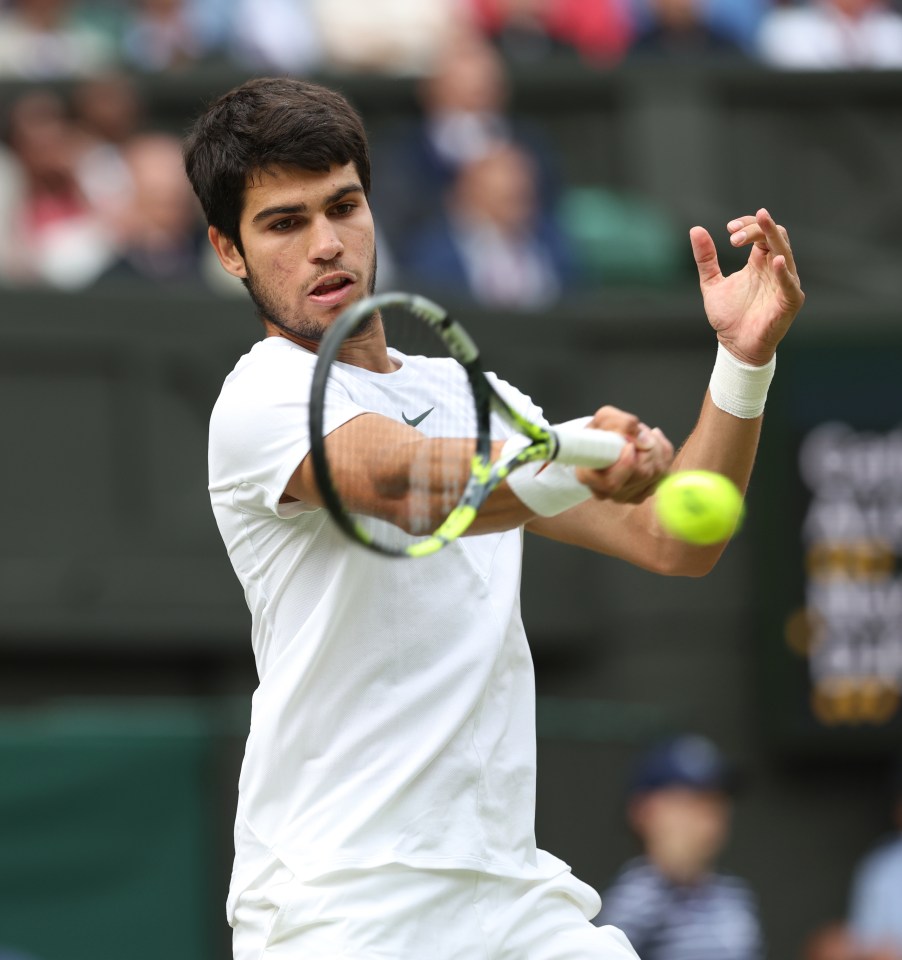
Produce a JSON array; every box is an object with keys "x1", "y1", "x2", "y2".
[
  {"x1": 552, "y1": 419, "x2": 626, "y2": 468},
  {"x1": 503, "y1": 417, "x2": 626, "y2": 518}
]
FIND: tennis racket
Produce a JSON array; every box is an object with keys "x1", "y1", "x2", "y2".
[{"x1": 308, "y1": 292, "x2": 625, "y2": 557}]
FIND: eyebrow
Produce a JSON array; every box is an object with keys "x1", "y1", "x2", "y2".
[{"x1": 250, "y1": 182, "x2": 364, "y2": 225}]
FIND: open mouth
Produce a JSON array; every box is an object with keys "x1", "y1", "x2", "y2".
[{"x1": 310, "y1": 276, "x2": 352, "y2": 298}]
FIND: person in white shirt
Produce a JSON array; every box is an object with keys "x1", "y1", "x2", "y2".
[
  {"x1": 757, "y1": 0, "x2": 902, "y2": 70},
  {"x1": 182, "y1": 76, "x2": 805, "y2": 959}
]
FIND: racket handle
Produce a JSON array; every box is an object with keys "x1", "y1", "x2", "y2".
[{"x1": 552, "y1": 420, "x2": 626, "y2": 468}]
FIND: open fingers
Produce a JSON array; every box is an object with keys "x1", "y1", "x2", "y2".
[
  {"x1": 755, "y1": 209, "x2": 798, "y2": 274},
  {"x1": 728, "y1": 208, "x2": 798, "y2": 276},
  {"x1": 772, "y1": 253, "x2": 806, "y2": 309}
]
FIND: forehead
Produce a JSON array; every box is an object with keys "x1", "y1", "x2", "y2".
[
  {"x1": 644, "y1": 786, "x2": 728, "y2": 808},
  {"x1": 241, "y1": 161, "x2": 361, "y2": 217}
]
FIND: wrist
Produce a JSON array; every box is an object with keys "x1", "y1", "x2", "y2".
[
  {"x1": 708, "y1": 343, "x2": 775, "y2": 419},
  {"x1": 502, "y1": 417, "x2": 595, "y2": 517}
]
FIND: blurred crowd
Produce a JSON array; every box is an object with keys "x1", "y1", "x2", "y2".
[
  {"x1": 593, "y1": 735, "x2": 902, "y2": 960},
  {"x1": 2, "y1": 0, "x2": 902, "y2": 301},
  {"x1": 1, "y1": 0, "x2": 902, "y2": 78},
  {"x1": 0, "y1": 73, "x2": 214, "y2": 290}
]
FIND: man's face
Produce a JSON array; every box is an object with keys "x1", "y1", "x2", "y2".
[{"x1": 214, "y1": 162, "x2": 377, "y2": 343}]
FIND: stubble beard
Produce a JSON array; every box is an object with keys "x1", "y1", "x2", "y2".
[{"x1": 244, "y1": 248, "x2": 379, "y2": 343}]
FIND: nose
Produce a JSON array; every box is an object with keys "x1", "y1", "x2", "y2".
[{"x1": 308, "y1": 215, "x2": 343, "y2": 263}]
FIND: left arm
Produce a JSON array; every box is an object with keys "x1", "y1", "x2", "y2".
[{"x1": 528, "y1": 208, "x2": 805, "y2": 576}]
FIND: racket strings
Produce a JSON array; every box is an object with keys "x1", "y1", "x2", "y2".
[
  {"x1": 387, "y1": 304, "x2": 477, "y2": 545},
  {"x1": 326, "y1": 302, "x2": 480, "y2": 553}
]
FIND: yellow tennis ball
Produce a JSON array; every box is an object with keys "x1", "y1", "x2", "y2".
[{"x1": 655, "y1": 470, "x2": 745, "y2": 545}]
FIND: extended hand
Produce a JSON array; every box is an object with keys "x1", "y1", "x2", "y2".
[{"x1": 690, "y1": 208, "x2": 805, "y2": 366}]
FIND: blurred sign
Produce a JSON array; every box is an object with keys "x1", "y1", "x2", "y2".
[
  {"x1": 754, "y1": 339, "x2": 902, "y2": 753},
  {"x1": 795, "y1": 422, "x2": 902, "y2": 726}
]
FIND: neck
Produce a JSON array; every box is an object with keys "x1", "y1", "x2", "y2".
[{"x1": 263, "y1": 317, "x2": 398, "y2": 374}]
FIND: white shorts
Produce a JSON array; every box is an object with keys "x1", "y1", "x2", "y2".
[{"x1": 232, "y1": 862, "x2": 639, "y2": 960}]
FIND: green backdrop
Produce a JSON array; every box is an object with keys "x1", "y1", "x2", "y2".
[{"x1": 0, "y1": 703, "x2": 219, "y2": 960}]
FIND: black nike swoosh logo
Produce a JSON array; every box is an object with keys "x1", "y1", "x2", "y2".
[{"x1": 402, "y1": 406, "x2": 434, "y2": 428}]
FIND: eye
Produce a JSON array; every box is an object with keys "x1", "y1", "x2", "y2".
[
  {"x1": 271, "y1": 218, "x2": 298, "y2": 232},
  {"x1": 332, "y1": 202, "x2": 356, "y2": 217}
]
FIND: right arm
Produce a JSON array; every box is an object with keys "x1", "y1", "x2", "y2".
[
  {"x1": 288, "y1": 407, "x2": 666, "y2": 538},
  {"x1": 285, "y1": 412, "x2": 536, "y2": 535}
]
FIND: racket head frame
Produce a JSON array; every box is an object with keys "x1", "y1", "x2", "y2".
[{"x1": 309, "y1": 292, "x2": 505, "y2": 557}]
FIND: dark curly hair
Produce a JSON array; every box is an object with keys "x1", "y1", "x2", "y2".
[{"x1": 183, "y1": 77, "x2": 371, "y2": 256}]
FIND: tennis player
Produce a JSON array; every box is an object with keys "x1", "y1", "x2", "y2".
[{"x1": 183, "y1": 77, "x2": 804, "y2": 959}]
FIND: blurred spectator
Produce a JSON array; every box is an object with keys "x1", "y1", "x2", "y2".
[
  {"x1": 0, "y1": 89, "x2": 115, "y2": 289},
  {"x1": 705, "y1": 0, "x2": 772, "y2": 53},
  {"x1": 71, "y1": 70, "x2": 144, "y2": 147},
  {"x1": 627, "y1": 0, "x2": 746, "y2": 60},
  {"x1": 0, "y1": 0, "x2": 117, "y2": 78},
  {"x1": 227, "y1": 0, "x2": 323, "y2": 73},
  {"x1": 96, "y1": 132, "x2": 206, "y2": 286},
  {"x1": 371, "y1": 28, "x2": 564, "y2": 258},
  {"x1": 847, "y1": 761, "x2": 902, "y2": 958},
  {"x1": 757, "y1": 0, "x2": 902, "y2": 70},
  {"x1": 70, "y1": 71, "x2": 144, "y2": 229},
  {"x1": 465, "y1": 0, "x2": 634, "y2": 65},
  {"x1": 309, "y1": 0, "x2": 460, "y2": 74},
  {"x1": 399, "y1": 142, "x2": 572, "y2": 309},
  {"x1": 803, "y1": 922, "x2": 900, "y2": 960},
  {"x1": 121, "y1": 0, "x2": 223, "y2": 71},
  {"x1": 593, "y1": 734, "x2": 764, "y2": 960}
]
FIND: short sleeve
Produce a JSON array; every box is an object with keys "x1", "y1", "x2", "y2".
[{"x1": 208, "y1": 343, "x2": 367, "y2": 518}]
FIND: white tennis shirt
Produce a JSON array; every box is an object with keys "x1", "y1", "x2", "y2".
[{"x1": 209, "y1": 336, "x2": 570, "y2": 923}]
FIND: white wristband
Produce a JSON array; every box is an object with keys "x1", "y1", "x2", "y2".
[
  {"x1": 709, "y1": 343, "x2": 776, "y2": 419},
  {"x1": 502, "y1": 417, "x2": 594, "y2": 518}
]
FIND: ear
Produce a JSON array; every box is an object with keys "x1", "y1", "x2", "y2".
[{"x1": 208, "y1": 225, "x2": 247, "y2": 279}]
